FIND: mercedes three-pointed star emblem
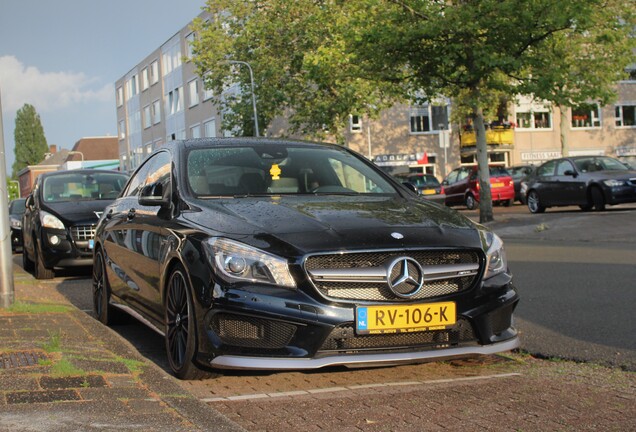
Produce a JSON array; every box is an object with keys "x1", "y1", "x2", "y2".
[{"x1": 387, "y1": 257, "x2": 424, "y2": 298}]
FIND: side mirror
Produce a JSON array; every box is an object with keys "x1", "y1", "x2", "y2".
[
  {"x1": 402, "y1": 182, "x2": 418, "y2": 194},
  {"x1": 139, "y1": 182, "x2": 170, "y2": 207},
  {"x1": 25, "y1": 194, "x2": 34, "y2": 209},
  {"x1": 563, "y1": 170, "x2": 577, "y2": 177}
]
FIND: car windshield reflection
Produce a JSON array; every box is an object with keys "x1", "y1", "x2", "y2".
[
  {"x1": 186, "y1": 144, "x2": 398, "y2": 197},
  {"x1": 42, "y1": 172, "x2": 128, "y2": 203},
  {"x1": 574, "y1": 156, "x2": 629, "y2": 173}
]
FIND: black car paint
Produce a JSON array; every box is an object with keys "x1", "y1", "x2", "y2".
[
  {"x1": 8, "y1": 198, "x2": 26, "y2": 252},
  {"x1": 95, "y1": 138, "x2": 519, "y2": 377},
  {"x1": 524, "y1": 156, "x2": 636, "y2": 211}
]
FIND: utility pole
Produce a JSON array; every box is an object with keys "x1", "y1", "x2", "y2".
[
  {"x1": 226, "y1": 60, "x2": 259, "y2": 137},
  {"x1": 0, "y1": 86, "x2": 15, "y2": 308}
]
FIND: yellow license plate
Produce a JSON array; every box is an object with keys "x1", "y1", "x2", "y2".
[
  {"x1": 422, "y1": 189, "x2": 436, "y2": 195},
  {"x1": 492, "y1": 182, "x2": 504, "y2": 187},
  {"x1": 356, "y1": 302, "x2": 456, "y2": 334}
]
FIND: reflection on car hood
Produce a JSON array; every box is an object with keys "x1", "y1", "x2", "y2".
[
  {"x1": 183, "y1": 196, "x2": 481, "y2": 252},
  {"x1": 42, "y1": 200, "x2": 114, "y2": 225}
]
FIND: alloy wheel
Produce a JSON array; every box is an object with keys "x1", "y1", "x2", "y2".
[
  {"x1": 166, "y1": 270, "x2": 191, "y2": 371},
  {"x1": 527, "y1": 191, "x2": 545, "y2": 214}
]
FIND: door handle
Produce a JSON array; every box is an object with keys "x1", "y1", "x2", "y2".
[{"x1": 127, "y1": 208, "x2": 136, "y2": 220}]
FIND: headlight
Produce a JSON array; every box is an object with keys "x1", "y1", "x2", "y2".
[
  {"x1": 204, "y1": 237, "x2": 296, "y2": 288},
  {"x1": 10, "y1": 218, "x2": 21, "y2": 229},
  {"x1": 478, "y1": 228, "x2": 508, "y2": 279},
  {"x1": 40, "y1": 211, "x2": 65, "y2": 229},
  {"x1": 603, "y1": 179, "x2": 625, "y2": 187}
]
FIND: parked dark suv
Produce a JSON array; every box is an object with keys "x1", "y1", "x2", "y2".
[
  {"x1": 93, "y1": 138, "x2": 519, "y2": 379},
  {"x1": 22, "y1": 169, "x2": 128, "y2": 279}
]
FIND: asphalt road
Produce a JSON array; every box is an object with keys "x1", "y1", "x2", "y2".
[{"x1": 22, "y1": 202, "x2": 636, "y2": 373}]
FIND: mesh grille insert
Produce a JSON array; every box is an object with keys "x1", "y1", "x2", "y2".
[{"x1": 211, "y1": 313, "x2": 296, "y2": 349}]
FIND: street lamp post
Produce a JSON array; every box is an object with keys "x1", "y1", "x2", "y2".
[
  {"x1": 0, "y1": 86, "x2": 15, "y2": 308},
  {"x1": 67, "y1": 151, "x2": 84, "y2": 162},
  {"x1": 226, "y1": 60, "x2": 259, "y2": 137}
]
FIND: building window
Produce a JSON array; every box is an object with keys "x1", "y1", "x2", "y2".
[
  {"x1": 145, "y1": 142, "x2": 153, "y2": 154},
  {"x1": 150, "y1": 60, "x2": 159, "y2": 84},
  {"x1": 515, "y1": 99, "x2": 552, "y2": 129},
  {"x1": 143, "y1": 105, "x2": 151, "y2": 129},
  {"x1": 141, "y1": 68, "x2": 149, "y2": 91},
  {"x1": 571, "y1": 103, "x2": 601, "y2": 128},
  {"x1": 126, "y1": 74, "x2": 139, "y2": 99},
  {"x1": 185, "y1": 32, "x2": 196, "y2": 59},
  {"x1": 118, "y1": 120, "x2": 126, "y2": 140},
  {"x1": 166, "y1": 88, "x2": 183, "y2": 115},
  {"x1": 190, "y1": 124, "x2": 201, "y2": 139},
  {"x1": 409, "y1": 105, "x2": 449, "y2": 133},
  {"x1": 188, "y1": 79, "x2": 199, "y2": 107},
  {"x1": 127, "y1": 110, "x2": 141, "y2": 135},
  {"x1": 203, "y1": 83, "x2": 214, "y2": 101},
  {"x1": 116, "y1": 87, "x2": 123, "y2": 107},
  {"x1": 151, "y1": 100, "x2": 161, "y2": 124},
  {"x1": 615, "y1": 104, "x2": 636, "y2": 127},
  {"x1": 350, "y1": 115, "x2": 362, "y2": 133},
  {"x1": 204, "y1": 119, "x2": 216, "y2": 137}
]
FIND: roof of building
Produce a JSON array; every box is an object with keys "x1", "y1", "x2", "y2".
[{"x1": 70, "y1": 136, "x2": 118, "y2": 161}]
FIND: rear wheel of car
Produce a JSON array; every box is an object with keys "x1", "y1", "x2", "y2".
[
  {"x1": 465, "y1": 194, "x2": 477, "y2": 210},
  {"x1": 590, "y1": 186, "x2": 606, "y2": 211},
  {"x1": 93, "y1": 248, "x2": 119, "y2": 325},
  {"x1": 22, "y1": 245, "x2": 34, "y2": 272},
  {"x1": 165, "y1": 265, "x2": 211, "y2": 380},
  {"x1": 34, "y1": 240, "x2": 54, "y2": 280},
  {"x1": 527, "y1": 191, "x2": 546, "y2": 214}
]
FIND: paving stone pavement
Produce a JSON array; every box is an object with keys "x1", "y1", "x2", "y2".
[{"x1": 2, "y1": 259, "x2": 636, "y2": 431}]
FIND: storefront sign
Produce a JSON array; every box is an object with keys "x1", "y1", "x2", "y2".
[
  {"x1": 520, "y1": 151, "x2": 561, "y2": 162},
  {"x1": 374, "y1": 153, "x2": 420, "y2": 166}
]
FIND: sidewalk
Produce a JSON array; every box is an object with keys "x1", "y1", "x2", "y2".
[{"x1": 0, "y1": 264, "x2": 244, "y2": 432}]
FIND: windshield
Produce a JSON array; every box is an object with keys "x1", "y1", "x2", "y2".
[
  {"x1": 9, "y1": 198, "x2": 26, "y2": 215},
  {"x1": 408, "y1": 175, "x2": 440, "y2": 187},
  {"x1": 573, "y1": 156, "x2": 629, "y2": 173},
  {"x1": 187, "y1": 144, "x2": 397, "y2": 197},
  {"x1": 42, "y1": 172, "x2": 128, "y2": 203}
]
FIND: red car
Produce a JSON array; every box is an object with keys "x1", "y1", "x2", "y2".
[{"x1": 442, "y1": 165, "x2": 514, "y2": 209}]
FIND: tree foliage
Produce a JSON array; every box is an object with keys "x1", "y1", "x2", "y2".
[
  {"x1": 12, "y1": 103, "x2": 48, "y2": 178},
  {"x1": 190, "y1": 0, "x2": 404, "y2": 143},
  {"x1": 192, "y1": 0, "x2": 635, "y2": 222}
]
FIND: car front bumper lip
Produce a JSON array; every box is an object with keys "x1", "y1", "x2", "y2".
[{"x1": 209, "y1": 336, "x2": 519, "y2": 370}]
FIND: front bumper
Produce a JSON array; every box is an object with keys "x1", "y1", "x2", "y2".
[
  {"x1": 40, "y1": 228, "x2": 94, "y2": 268},
  {"x1": 195, "y1": 280, "x2": 519, "y2": 371},
  {"x1": 606, "y1": 184, "x2": 636, "y2": 205}
]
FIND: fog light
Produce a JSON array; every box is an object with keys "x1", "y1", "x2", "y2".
[{"x1": 49, "y1": 235, "x2": 60, "y2": 245}]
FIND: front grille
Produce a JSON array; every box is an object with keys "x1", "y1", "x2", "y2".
[
  {"x1": 70, "y1": 224, "x2": 96, "y2": 242},
  {"x1": 305, "y1": 250, "x2": 481, "y2": 302},
  {"x1": 318, "y1": 318, "x2": 477, "y2": 353},
  {"x1": 210, "y1": 313, "x2": 296, "y2": 349}
]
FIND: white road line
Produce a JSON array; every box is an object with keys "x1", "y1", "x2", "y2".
[{"x1": 200, "y1": 372, "x2": 522, "y2": 403}]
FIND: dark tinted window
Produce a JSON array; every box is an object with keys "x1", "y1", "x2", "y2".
[
  {"x1": 489, "y1": 166, "x2": 510, "y2": 177},
  {"x1": 556, "y1": 160, "x2": 575, "y2": 176},
  {"x1": 408, "y1": 175, "x2": 440, "y2": 187},
  {"x1": 573, "y1": 156, "x2": 628, "y2": 172},
  {"x1": 537, "y1": 160, "x2": 557, "y2": 177},
  {"x1": 9, "y1": 199, "x2": 26, "y2": 215},
  {"x1": 42, "y1": 172, "x2": 128, "y2": 203}
]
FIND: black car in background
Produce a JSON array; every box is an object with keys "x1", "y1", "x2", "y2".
[
  {"x1": 8, "y1": 198, "x2": 26, "y2": 252},
  {"x1": 524, "y1": 155, "x2": 636, "y2": 213},
  {"x1": 93, "y1": 138, "x2": 519, "y2": 379},
  {"x1": 400, "y1": 173, "x2": 446, "y2": 204},
  {"x1": 507, "y1": 165, "x2": 535, "y2": 203},
  {"x1": 22, "y1": 169, "x2": 128, "y2": 279}
]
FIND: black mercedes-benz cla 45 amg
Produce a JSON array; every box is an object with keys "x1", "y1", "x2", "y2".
[{"x1": 93, "y1": 138, "x2": 519, "y2": 379}]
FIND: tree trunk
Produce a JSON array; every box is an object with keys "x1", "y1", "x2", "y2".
[
  {"x1": 559, "y1": 104, "x2": 569, "y2": 157},
  {"x1": 473, "y1": 106, "x2": 494, "y2": 223}
]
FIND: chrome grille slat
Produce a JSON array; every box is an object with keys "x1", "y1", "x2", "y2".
[
  {"x1": 70, "y1": 224, "x2": 96, "y2": 242},
  {"x1": 305, "y1": 250, "x2": 481, "y2": 302}
]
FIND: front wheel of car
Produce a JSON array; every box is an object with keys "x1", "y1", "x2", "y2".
[
  {"x1": 93, "y1": 249, "x2": 119, "y2": 325},
  {"x1": 34, "y1": 240, "x2": 54, "y2": 280},
  {"x1": 165, "y1": 265, "x2": 211, "y2": 380},
  {"x1": 22, "y1": 246, "x2": 34, "y2": 272},
  {"x1": 590, "y1": 186, "x2": 606, "y2": 211},
  {"x1": 527, "y1": 191, "x2": 546, "y2": 214},
  {"x1": 465, "y1": 194, "x2": 477, "y2": 210}
]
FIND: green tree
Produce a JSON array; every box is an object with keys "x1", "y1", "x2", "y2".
[
  {"x1": 190, "y1": 0, "x2": 403, "y2": 143},
  {"x1": 348, "y1": 0, "x2": 635, "y2": 222},
  {"x1": 12, "y1": 103, "x2": 48, "y2": 178}
]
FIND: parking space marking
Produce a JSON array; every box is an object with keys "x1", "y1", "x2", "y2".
[{"x1": 200, "y1": 372, "x2": 522, "y2": 403}]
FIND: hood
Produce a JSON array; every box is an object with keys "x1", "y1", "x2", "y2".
[
  {"x1": 43, "y1": 200, "x2": 115, "y2": 225},
  {"x1": 182, "y1": 195, "x2": 482, "y2": 254}
]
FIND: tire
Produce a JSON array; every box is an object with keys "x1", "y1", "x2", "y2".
[
  {"x1": 590, "y1": 187, "x2": 606, "y2": 211},
  {"x1": 579, "y1": 204, "x2": 593, "y2": 211},
  {"x1": 165, "y1": 265, "x2": 211, "y2": 380},
  {"x1": 527, "y1": 190, "x2": 546, "y2": 214},
  {"x1": 93, "y1": 248, "x2": 120, "y2": 325},
  {"x1": 34, "y1": 240, "x2": 54, "y2": 280},
  {"x1": 465, "y1": 194, "x2": 477, "y2": 210},
  {"x1": 22, "y1": 245, "x2": 34, "y2": 272}
]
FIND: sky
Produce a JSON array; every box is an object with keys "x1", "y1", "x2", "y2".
[{"x1": 0, "y1": 0, "x2": 207, "y2": 175}]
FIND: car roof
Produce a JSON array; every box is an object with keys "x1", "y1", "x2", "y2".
[
  {"x1": 39, "y1": 169, "x2": 127, "y2": 179},
  {"x1": 180, "y1": 137, "x2": 341, "y2": 150}
]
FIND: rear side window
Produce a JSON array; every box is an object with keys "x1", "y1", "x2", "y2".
[
  {"x1": 489, "y1": 166, "x2": 510, "y2": 177},
  {"x1": 537, "y1": 160, "x2": 557, "y2": 177}
]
